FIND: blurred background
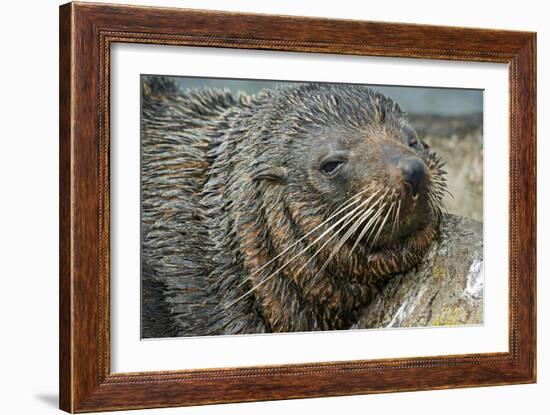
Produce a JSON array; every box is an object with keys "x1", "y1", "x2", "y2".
[{"x1": 173, "y1": 77, "x2": 483, "y2": 222}]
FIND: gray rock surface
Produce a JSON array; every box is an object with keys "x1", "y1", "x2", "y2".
[{"x1": 354, "y1": 214, "x2": 483, "y2": 329}]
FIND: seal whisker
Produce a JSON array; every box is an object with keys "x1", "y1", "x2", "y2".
[
  {"x1": 371, "y1": 201, "x2": 395, "y2": 249},
  {"x1": 431, "y1": 184, "x2": 452, "y2": 198},
  {"x1": 345, "y1": 205, "x2": 382, "y2": 261},
  {"x1": 362, "y1": 205, "x2": 386, "y2": 247},
  {"x1": 265, "y1": 190, "x2": 383, "y2": 284},
  {"x1": 226, "y1": 190, "x2": 383, "y2": 308},
  {"x1": 427, "y1": 192, "x2": 444, "y2": 220},
  {"x1": 347, "y1": 190, "x2": 389, "y2": 257},
  {"x1": 296, "y1": 206, "x2": 376, "y2": 289},
  {"x1": 392, "y1": 198, "x2": 402, "y2": 236},
  {"x1": 347, "y1": 199, "x2": 387, "y2": 258},
  {"x1": 304, "y1": 193, "x2": 385, "y2": 272},
  {"x1": 313, "y1": 189, "x2": 388, "y2": 277},
  {"x1": 236, "y1": 187, "x2": 373, "y2": 288},
  {"x1": 228, "y1": 207, "x2": 369, "y2": 309},
  {"x1": 307, "y1": 204, "x2": 377, "y2": 290},
  {"x1": 320, "y1": 186, "x2": 373, "y2": 221}
]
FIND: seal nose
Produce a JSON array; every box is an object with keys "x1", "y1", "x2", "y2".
[{"x1": 401, "y1": 158, "x2": 426, "y2": 196}]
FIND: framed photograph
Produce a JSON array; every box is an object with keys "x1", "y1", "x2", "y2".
[{"x1": 59, "y1": 2, "x2": 536, "y2": 412}]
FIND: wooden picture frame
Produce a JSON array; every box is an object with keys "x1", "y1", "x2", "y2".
[{"x1": 59, "y1": 2, "x2": 536, "y2": 412}]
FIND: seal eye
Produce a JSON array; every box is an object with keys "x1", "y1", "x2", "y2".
[
  {"x1": 408, "y1": 135, "x2": 418, "y2": 148},
  {"x1": 320, "y1": 160, "x2": 344, "y2": 176},
  {"x1": 401, "y1": 125, "x2": 419, "y2": 148}
]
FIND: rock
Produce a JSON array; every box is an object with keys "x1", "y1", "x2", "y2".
[
  {"x1": 410, "y1": 114, "x2": 484, "y2": 223},
  {"x1": 353, "y1": 214, "x2": 483, "y2": 329}
]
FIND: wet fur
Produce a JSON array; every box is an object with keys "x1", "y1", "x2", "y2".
[{"x1": 141, "y1": 77, "x2": 444, "y2": 337}]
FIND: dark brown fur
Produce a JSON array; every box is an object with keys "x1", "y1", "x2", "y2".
[{"x1": 141, "y1": 77, "x2": 447, "y2": 337}]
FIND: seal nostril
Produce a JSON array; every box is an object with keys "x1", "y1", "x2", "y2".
[{"x1": 401, "y1": 158, "x2": 426, "y2": 196}]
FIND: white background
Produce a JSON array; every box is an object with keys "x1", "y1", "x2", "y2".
[
  {"x1": 0, "y1": 0, "x2": 547, "y2": 414},
  {"x1": 111, "y1": 45, "x2": 509, "y2": 372}
]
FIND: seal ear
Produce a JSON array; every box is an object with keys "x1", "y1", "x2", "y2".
[{"x1": 252, "y1": 166, "x2": 288, "y2": 184}]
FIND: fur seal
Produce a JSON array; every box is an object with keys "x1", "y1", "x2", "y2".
[{"x1": 140, "y1": 77, "x2": 448, "y2": 337}]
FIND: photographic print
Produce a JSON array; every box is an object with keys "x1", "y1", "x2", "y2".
[{"x1": 140, "y1": 76, "x2": 484, "y2": 338}]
